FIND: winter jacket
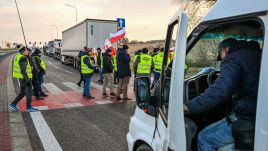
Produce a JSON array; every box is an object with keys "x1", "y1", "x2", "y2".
[
  {"x1": 102, "y1": 53, "x2": 113, "y2": 73},
  {"x1": 83, "y1": 54, "x2": 96, "y2": 78},
  {"x1": 117, "y1": 48, "x2": 131, "y2": 78},
  {"x1": 186, "y1": 40, "x2": 261, "y2": 120}
]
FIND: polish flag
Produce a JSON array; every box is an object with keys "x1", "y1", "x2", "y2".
[
  {"x1": 110, "y1": 28, "x2": 126, "y2": 43},
  {"x1": 103, "y1": 39, "x2": 116, "y2": 56}
]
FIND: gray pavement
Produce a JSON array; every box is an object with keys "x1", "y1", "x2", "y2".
[{"x1": 13, "y1": 54, "x2": 136, "y2": 150}]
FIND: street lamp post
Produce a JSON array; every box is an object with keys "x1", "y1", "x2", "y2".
[
  {"x1": 65, "y1": 4, "x2": 77, "y2": 24},
  {"x1": 51, "y1": 25, "x2": 58, "y2": 39},
  {"x1": 48, "y1": 32, "x2": 53, "y2": 40}
]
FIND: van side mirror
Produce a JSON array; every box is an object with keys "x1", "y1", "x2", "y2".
[{"x1": 135, "y1": 77, "x2": 150, "y2": 110}]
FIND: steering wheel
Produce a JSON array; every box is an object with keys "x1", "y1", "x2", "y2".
[{"x1": 207, "y1": 70, "x2": 220, "y2": 86}]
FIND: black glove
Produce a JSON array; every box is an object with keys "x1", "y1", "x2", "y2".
[{"x1": 26, "y1": 80, "x2": 32, "y2": 87}]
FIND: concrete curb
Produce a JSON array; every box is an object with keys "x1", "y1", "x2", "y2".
[{"x1": 7, "y1": 54, "x2": 32, "y2": 151}]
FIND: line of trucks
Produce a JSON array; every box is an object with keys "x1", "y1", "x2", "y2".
[{"x1": 43, "y1": 19, "x2": 118, "y2": 68}]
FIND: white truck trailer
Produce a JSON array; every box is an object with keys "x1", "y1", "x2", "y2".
[{"x1": 61, "y1": 19, "x2": 118, "y2": 68}]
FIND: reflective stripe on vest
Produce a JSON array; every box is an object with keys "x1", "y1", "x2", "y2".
[
  {"x1": 13, "y1": 53, "x2": 32, "y2": 79},
  {"x1": 81, "y1": 55, "x2": 94, "y2": 74},
  {"x1": 112, "y1": 55, "x2": 117, "y2": 71},
  {"x1": 153, "y1": 52, "x2": 164, "y2": 71},
  {"x1": 137, "y1": 54, "x2": 152, "y2": 74}
]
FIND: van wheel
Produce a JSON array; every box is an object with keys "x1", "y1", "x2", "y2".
[{"x1": 136, "y1": 144, "x2": 153, "y2": 151}]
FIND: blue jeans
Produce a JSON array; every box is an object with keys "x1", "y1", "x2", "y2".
[
  {"x1": 198, "y1": 118, "x2": 234, "y2": 151},
  {"x1": 83, "y1": 75, "x2": 92, "y2": 97},
  {"x1": 99, "y1": 67, "x2": 104, "y2": 81},
  {"x1": 37, "y1": 73, "x2": 44, "y2": 96}
]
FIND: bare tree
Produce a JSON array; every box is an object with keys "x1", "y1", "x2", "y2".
[{"x1": 172, "y1": 0, "x2": 216, "y2": 34}]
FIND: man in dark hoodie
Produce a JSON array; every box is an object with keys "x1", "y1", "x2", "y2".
[
  {"x1": 116, "y1": 45, "x2": 132, "y2": 100},
  {"x1": 184, "y1": 38, "x2": 262, "y2": 151},
  {"x1": 81, "y1": 48, "x2": 97, "y2": 99},
  {"x1": 32, "y1": 48, "x2": 48, "y2": 99},
  {"x1": 102, "y1": 49, "x2": 116, "y2": 97},
  {"x1": 9, "y1": 45, "x2": 38, "y2": 112}
]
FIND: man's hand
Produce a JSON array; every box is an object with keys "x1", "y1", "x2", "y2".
[{"x1": 184, "y1": 105, "x2": 190, "y2": 114}]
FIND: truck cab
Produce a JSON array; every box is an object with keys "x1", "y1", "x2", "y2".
[{"x1": 127, "y1": 0, "x2": 268, "y2": 150}]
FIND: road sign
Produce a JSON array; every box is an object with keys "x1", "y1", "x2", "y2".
[{"x1": 117, "y1": 18, "x2": 125, "y2": 28}]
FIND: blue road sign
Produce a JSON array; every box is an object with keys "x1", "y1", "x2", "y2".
[{"x1": 117, "y1": 18, "x2": 125, "y2": 28}]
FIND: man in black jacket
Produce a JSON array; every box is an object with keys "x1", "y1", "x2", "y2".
[
  {"x1": 9, "y1": 45, "x2": 38, "y2": 112},
  {"x1": 32, "y1": 48, "x2": 48, "y2": 98},
  {"x1": 116, "y1": 45, "x2": 132, "y2": 100},
  {"x1": 184, "y1": 38, "x2": 261, "y2": 150},
  {"x1": 102, "y1": 49, "x2": 116, "y2": 97}
]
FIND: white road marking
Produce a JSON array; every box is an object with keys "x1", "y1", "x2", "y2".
[
  {"x1": 64, "y1": 103, "x2": 83, "y2": 108},
  {"x1": 30, "y1": 111, "x2": 62, "y2": 151},
  {"x1": 34, "y1": 106, "x2": 49, "y2": 110},
  {"x1": 95, "y1": 100, "x2": 113, "y2": 104},
  {"x1": 46, "y1": 60, "x2": 73, "y2": 74},
  {"x1": 43, "y1": 83, "x2": 64, "y2": 95},
  {"x1": 62, "y1": 82, "x2": 83, "y2": 92},
  {"x1": 90, "y1": 82, "x2": 103, "y2": 90}
]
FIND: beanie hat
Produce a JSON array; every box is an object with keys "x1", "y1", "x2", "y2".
[
  {"x1": 123, "y1": 45, "x2": 129, "y2": 51},
  {"x1": 17, "y1": 45, "x2": 26, "y2": 53},
  {"x1": 34, "y1": 48, "x2": 41, "y2": 55},
  {"x1": 142, "y1": 48, "x2": 148, "y2": 53}
]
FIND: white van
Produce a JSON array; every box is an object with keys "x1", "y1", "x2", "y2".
[{"x1": 127, "y1": 0, "x2": 268, "y2": 150}]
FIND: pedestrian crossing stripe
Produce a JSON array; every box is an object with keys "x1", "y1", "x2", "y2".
[
  {"x1": 62, "y1": 82, "x2": 83, "y2": 92},
  {"x1": 43, "y1": 83, "x2": 64, "y2": 95}
]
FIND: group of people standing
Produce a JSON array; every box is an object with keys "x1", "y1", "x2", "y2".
[
  {"x1": 9, "y1": 45, "x2": 47, "y2": 112},
  {"x1": 78, "y1": 45, "x2": 132, "y2": 100}
]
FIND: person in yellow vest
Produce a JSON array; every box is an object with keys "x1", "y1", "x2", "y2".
[
  {"x1": 9, "y1": 45, "x2": 38, "y2": 112},
  {"x1": 134, "y1": 48, "x2": 154, "y2": 90},
  {"x1": 96, "y1": 48, "x2": 104, "y2": 84},
  {"x1": 152, "y1": 47, "x2": 165, "y2": 88},
  {"x1": 81, "y1": 49, "x2": 97, "y2": 99},
  {"x1": 33, "y1": 48, "x2": 48, "y2": 98},
  {"x1": 112, "y1": 54, "x2": 119, "y2": 84},
  {"x1": 133, "y1": 50, "x2": 142, "y2": 91}
]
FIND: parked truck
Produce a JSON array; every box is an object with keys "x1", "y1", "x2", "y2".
[
  {"x1": 61, "y1": 19, "x2": 118, "y2": 68},
  {"x1": 46, "y1": 39, "x2": 62, "y2": 59}
]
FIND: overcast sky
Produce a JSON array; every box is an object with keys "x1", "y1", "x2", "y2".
[{"x1": 0, "y1": 0, "x2": 179, "y2": 45}]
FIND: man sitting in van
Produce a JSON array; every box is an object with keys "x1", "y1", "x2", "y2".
[{"x1": 184, "y1": 38, "x2": 261, "y2": 151}]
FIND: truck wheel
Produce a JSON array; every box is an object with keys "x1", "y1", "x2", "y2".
[{"x1": 136, "y1": 144, "x2": 153, "y2": 151}]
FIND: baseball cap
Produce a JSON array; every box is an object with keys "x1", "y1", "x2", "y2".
[{"x1": 217, "y1": 38, "x2": 237, "y2": 61}]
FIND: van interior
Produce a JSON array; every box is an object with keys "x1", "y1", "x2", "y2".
[{"x1": 181, "y1": 19, "x2": 264, "y2": 150}]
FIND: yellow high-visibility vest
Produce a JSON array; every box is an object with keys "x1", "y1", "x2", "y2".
[
  {"x1": 153, "y1": 52, "x2": 164, "y2": 71},
  {"x1": 112, "y1": 55, "x2": 117, "y2": 71},
  {"x1": 13, "y1": 53, "x2": 32, "y2": 79},
  {"x1": 137, "y1": 54, "x2": 152, "y2": 74},
  {"x1": 81, "y1": 55, "x2": 94, "y2": 74},
  {"x1": 133, "y1": 54, "x2": 139, "y2": 63},
  {"x1": 34, "y1": 56, "x2": 46, "y2": 70}
]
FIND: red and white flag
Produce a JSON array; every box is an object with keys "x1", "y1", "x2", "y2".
[
  {"x1": 103, "y1": 39, "x2": 116, "y2": 55},
  {"x1": 110, "y1": 28, "x2": 126, "y2": 43}
]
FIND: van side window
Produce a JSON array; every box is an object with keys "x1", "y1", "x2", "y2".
[{"x1": 159, "y1": 23, "x2": 178, "y2": 119}]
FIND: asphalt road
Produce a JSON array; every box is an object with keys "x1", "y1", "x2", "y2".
[{"x1": 16, "y1": 55, "x2": 136, "y2": 151}]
